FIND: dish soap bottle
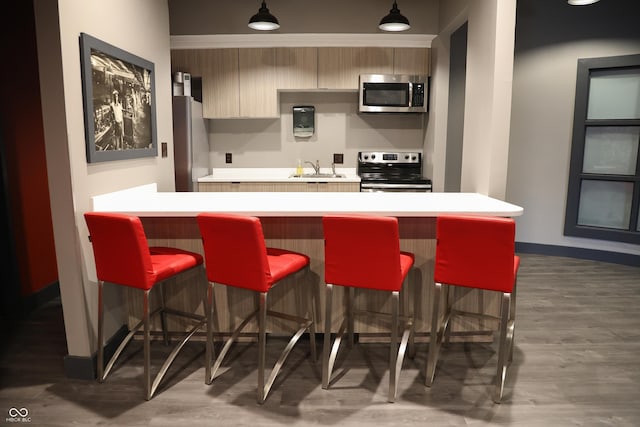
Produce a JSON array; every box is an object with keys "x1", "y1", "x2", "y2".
[{"x1": 296, "y1": 159, "x2": 303, "y2": 176}]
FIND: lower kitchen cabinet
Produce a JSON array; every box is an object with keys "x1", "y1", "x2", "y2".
[
  {"x1": 198, "y1": 182, "x2": 359, "y2": 192},
  {"x1": 316, "y1": 182, "x2": 360, "y2": 192}
]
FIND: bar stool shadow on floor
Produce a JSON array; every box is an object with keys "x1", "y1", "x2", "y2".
[
  {"x1": 84, "y1": 212, "x2": 208, "y2": 400},
  {"x1": 321, "y1": 214, "x2": 415, "y2": 403},
  {"x1": 425, "y1": 214, "x2": 520, "y2": 403},
  {"x1": 196, "y1": 213, "x2": 316, "y2": 404}
]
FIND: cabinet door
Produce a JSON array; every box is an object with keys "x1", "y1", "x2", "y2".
[
  {"x1": 393, "y1": 48, "x2": 431, "y2": 76},
  {"x1": 318, "y1": 48, "x2": 358, "y2": 89},
  {"x1": 171, "y1": 49, "x2": 240, "y2": 119},
  {"x1": 238, "y1": 182, "x2": 316, "y2": 192},
  {"x1": 239, "y1": 48, "x2": 278, "y2": 118},
  {"x1": 358, "y1": 47, "x2": 394, "y2": 76},
  {"x1": 317, "y1": 182, "x2": 360, "y2": 192},
  {"x1": 318, "y1": 47, "x2": 393, "y2": 89},
  {"x1": 198, "y1": 182, "x2": 241, "y2": 192},
  {"x1": 276, "y1": 47, "x2": 318, "y2": 90}
]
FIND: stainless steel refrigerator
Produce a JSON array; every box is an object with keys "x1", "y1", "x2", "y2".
[{"x1": 172, "y1": 96, "x2": 209, "y2": 192}]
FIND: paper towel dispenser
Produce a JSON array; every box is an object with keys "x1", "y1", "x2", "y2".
[{"x1": 293, "y1": 106, "x2": 314, "y2": 138}]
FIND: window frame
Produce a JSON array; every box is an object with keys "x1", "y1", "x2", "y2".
[{"x1": 564, "y1": 54, "x2": 640, "y2": 244}]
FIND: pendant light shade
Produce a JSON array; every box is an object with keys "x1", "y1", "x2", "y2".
[
  {"x1": 248, "y1": 1, "x2": 280, "y2": 31},
  {"x1": 567, "y1": 0, "x2": 600, "y2": 4},
  {"x1": 379, "y1": 1, "x2": 410, "y2": 32}
]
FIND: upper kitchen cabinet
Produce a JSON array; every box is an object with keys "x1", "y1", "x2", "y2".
[
  {"x1": 171, "y1": 49, "x2": 240, "y2": 118},
  {"x1": 318, "y1": 47, "x2": 394, "y2": 89},
  {"x1": 276, "y1": 47, "x2": 318, "y2": 90},
  {"x1": 239, "y1": 48, "x2": 278, "y2": 118},
  {"x1": 171, "y1": 47, "x2": 430, "y2": 118},
  {"x1": 393, "y1": 48, "x2": 431, "y2": 76}
]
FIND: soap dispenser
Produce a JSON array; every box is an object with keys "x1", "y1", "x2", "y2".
[
  {"x1": 293, "y1": 106, "x2": 315, "y2": 137},
  {"x1": 296, "y1": 159, "x2": 303, "y2": 176}
]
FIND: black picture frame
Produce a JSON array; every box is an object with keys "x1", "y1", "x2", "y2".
[{"x1": 79, "y1": 33, "x2": 157, "y2": 163}]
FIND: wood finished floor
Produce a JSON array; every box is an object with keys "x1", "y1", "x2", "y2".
[{"x1": 1, "y1": 253, "x2": 639, "y2": 426}]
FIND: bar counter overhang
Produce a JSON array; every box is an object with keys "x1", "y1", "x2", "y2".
[{"x1": 90, "y1": 184, "x2": 523, "y2": 338}]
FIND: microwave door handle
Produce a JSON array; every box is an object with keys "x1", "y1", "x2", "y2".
[{"x1": 408, "y1": 82, "x2": 413, "y2": 107}]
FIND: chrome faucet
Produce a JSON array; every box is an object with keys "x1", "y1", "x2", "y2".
[{"x1": 304, "y1": 160, "x2": 320, "y2": 175}]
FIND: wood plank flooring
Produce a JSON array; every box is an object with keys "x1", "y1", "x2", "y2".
[{"x1": 1, "y1": 253, "x2": 639, "y2": 426}]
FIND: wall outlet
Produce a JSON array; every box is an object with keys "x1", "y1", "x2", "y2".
[
  {"x1": 161, "y1": 142, "x2": 168, "y2": 158},
  {"x1": 225, "y1": 153, "x2": 232, "y2": 163},
  {"x1": 333, "y1": 153, "x2": 344, "y2": 164}
]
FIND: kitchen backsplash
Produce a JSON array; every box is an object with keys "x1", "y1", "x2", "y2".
[{"x1": 207, "y1": 91, "x2": 426, "y2": 169}]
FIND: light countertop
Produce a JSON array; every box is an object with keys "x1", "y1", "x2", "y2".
[
  {"x1": 91, "y1": 184, "x2": 524, "y2": 218},
  {"x1": 198, "y1": 168, "x2": 361, "y2": 183}
]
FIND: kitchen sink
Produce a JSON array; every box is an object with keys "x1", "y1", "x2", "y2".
[{"x1": 290, "y1": 173, "x2": 346, "y2": 178}]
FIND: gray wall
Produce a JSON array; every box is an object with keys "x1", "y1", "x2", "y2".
[
  {"x1": 34, "y1": 0, "x2": 175, "y2": 358},
  {"x1": 169, "y1": 0, "x2": 438, "y2": 35},
  {"x1": 507, "y1": 0, "x2": 640, "y2": 256},
  {"x1": 208, "y1": 92, "x2": 426, "y2": 169},
  {"x1": 443, "y1": 22, "x2": 467, "y2": 192}
]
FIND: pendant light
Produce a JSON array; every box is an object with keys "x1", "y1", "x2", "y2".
[
  {"x1": 567, "y1": 0, "x2": 600, "y2": 4},
  {"x1": 248, "y1": 1, "x2": 280, "y2": 31},
  {"x1": 379, "y1": 1, "x2": 410, "y2": 32}
]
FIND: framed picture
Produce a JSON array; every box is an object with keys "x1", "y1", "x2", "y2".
[{"x1": 79, "y1": 33, "x2": 157, "y2": 163}]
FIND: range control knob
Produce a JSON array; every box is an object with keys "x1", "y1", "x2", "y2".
[
  {"x1": 371, "y1": 154, "x2": 376, "y2": 160},
  {"x1": 412, "y1": 156, "x2": 417, "y2": 161},
  {"x1": 404, "y1": 154, "x2": 410, "y2": 160}
]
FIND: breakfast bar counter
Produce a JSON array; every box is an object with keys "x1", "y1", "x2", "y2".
[
  {"x1": 91, "y1": 184, "x2": 523, "y2": 338},
  {"x1": 92, "y1": 183, "x2": 523, "y2": 217}
]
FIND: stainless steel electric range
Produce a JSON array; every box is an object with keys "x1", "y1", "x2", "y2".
[{"x1": 357, "y1": 151, "x2": 432, "y2": 192}]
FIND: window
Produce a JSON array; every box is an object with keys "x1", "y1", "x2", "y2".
[{"x1": 565, "y1": 54, "x2": 640, "y2": 244}]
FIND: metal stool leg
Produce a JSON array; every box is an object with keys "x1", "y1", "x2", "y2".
[
  {"x1": 346, "y1": 287, "x2": 354, "y2": 348},
  {"x1": 159, "y1": 284, "x2": 169, "y2": 346},
  {"x1": 322, "y1": 284, "x2": 333, "y2": 389},
  {"x1": 388, "y1": 291, "x2": 399, "y2": 402},
  {"x1": 97, "y1": 280, "x2": 105, "y2": 382},
  {"x1": 258, "y1": 292, "x2": 268, "y2": 404},
  {"x1": 307, "y1": 277, "x2": 317, "y2": 362},
  {"x1": 205, "y1": 281, "x2": 215, "y2": 385},
  {"x1": 426, "y1": 282, "x2": 442, "y2": 386},
  {"x1": 493, "y1": 291, "x2": 513, "y2": 403},
  {"x1": 143, "y1": 289, "x2": 152, "y2": 401}
]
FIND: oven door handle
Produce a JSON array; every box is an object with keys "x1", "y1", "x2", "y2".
[{"x1": 361, "y1": 183, "x2": 432, "y2": 190}]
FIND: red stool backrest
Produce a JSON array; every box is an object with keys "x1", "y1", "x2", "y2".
[
  {"x1": 197, "y1": 213, "x2": 273, "y2": 292},
  {"x1": 323, "y1": 215, "x2": 404, "y2": 291},
  {"x1": 84, "y1": 212, "x2": 155, "y2": 290},
  {"x1": 435, "y1": 215, "x2": 517, "y2": 293}
]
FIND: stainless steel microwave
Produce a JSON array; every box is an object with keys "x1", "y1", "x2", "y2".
[{"x1": 359, "y1": 74, "x2": 428, "y2": 113}]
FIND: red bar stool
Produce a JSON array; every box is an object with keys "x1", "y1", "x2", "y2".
[
  {"x1": 426, "y1": 215, "x2": 520, "y2": 403},
  {"x1": 322, "y1": 215, "x2": 414, "y2": 402},
  {"x1": 196, "y1": 213, "x2": 316, "y2": 404},
  {"x1": 84, "y1": 212, "x2": 207, "y2": 400}
]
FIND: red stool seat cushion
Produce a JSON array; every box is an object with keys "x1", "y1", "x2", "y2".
[
  {"x1": 266, "y1": 248, "x2": 311, "y2": 284},
  {"x1": 149, "y1": 247, "x2": 204, "y2": 284}
]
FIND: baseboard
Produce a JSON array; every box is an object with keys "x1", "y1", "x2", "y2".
[
  {"x1": 22, "y1": 281, "x2": 60, "y2": 313},
  {"x1": 63, "y1": 325, "x2": 129, "y2": 380},
  {"x1": 515, "y1": 242, "x2": 640, "y2": 267}
]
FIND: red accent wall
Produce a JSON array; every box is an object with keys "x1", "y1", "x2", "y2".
[{"x1": 0, "y1": 1, "x2": 58, "y2": 295}]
